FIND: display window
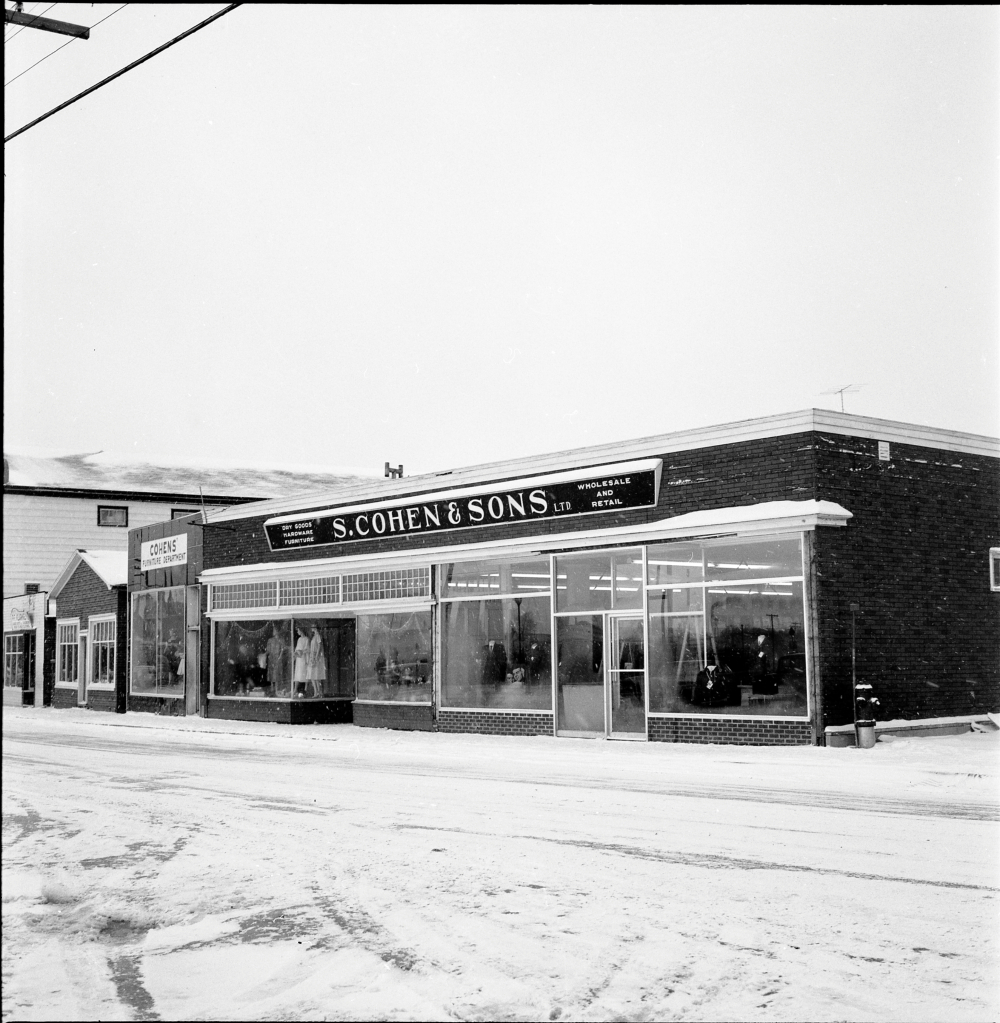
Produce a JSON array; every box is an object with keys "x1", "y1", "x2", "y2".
[
  {"x1": 56, "y1": 621, "x2": 79, "y2": 687},
  {"x1": 439, "y1": 557, "x2": 552, "y2": 711},
  {"x1": 131, "y1": 589, "x2": 186, "y2": 697},
  {"x1": 88, "y1": 616, "x2": 117, "y2": 687},
  {"x1": 646, "y1": 535, "x2": 808, "y2": 717},
  {"x1": 212, "y1": 617, "x2": 356, "y2": 700},
  {"x1": 356, "y1": 611, "x2": 433, "y2": 704},
  {"x1": 441, "y1": 597, "x2": 552, "y2": 710}
]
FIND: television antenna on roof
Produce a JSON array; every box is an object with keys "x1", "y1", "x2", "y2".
[{"x1": 821, "y1": 384, "x2": 863, "y2": 412}]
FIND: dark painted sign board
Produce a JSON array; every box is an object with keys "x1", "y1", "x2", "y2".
[{"x1": 264, "y1": 462, "x2": 660, "y2": 552}]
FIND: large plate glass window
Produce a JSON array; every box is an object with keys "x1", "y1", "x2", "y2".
[
  {"x1": 646, "y1": 535, "x2": 807, "y2": 717},
  {"x1": 131, "y1": 589, "x2": 186, "y2": 697},
  {"x1": 212, "y1": 617, "x2": 356, "y2": 700},
  {"x1": 440, "y1": 557, "x2": 552, "y2": 710},
  {"x1": 356, "y1": 611, "x2": 432, "y2": 703}
]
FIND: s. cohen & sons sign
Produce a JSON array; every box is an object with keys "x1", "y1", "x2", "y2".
[{"x1": 264, "y1": 459, "x2": 662, "y2": 552}]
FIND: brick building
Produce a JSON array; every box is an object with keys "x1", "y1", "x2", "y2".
[
  {"x1": 49, "y1": 551, "x2": 129, "y2": 713},
  {"x1": 144, "y1": 410, "x2": 996, "y2": 745}
]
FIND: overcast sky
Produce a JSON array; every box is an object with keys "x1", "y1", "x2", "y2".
[{"x1": 4, "y1": 5, "x2": 997, "y2": 475}]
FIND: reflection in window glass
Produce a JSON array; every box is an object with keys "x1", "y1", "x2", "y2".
[
  {"x1": 703, "y1": 537, "x2": 802, "y2": 584},
  {"x1": 213, "y1": 618, "x2": 355, "y2": 699},
  {"x1": 131, "y1": 589, "x2": 185, "y2": 696},
  {"x1": 441, "y1": 558, "x2": 551, "y2": 599},
  {"x1": 556, "y1": 553, "x2": 612, "y2": 613},
  {"x1": 441, "y1": 598, "x2": 551, "y2": 710},
  {"x1": 646, "y1": 537, "x2": 808, "y2": 717},
  {"x1": 612, "y1": 552, "x2": 644, "y2": 610},
  {"x1": 357, "y1": 611, "x2": 432, "y2": 703},
  {"x1": 556, "y1": 615, "x2": 604, "y2": 731}
]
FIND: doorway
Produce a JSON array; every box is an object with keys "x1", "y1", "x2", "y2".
[{"x1": 555, "y1": 612, "x2": 646, "y2": 738}]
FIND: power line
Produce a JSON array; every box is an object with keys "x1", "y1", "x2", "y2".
[
  {"x1": 4, "y1": 3, "x2": 242, "y2": 143},
  {"x1": 5, "y1": 4, "x2": 128, "y2": 88},
  {"x1": 4, "y1": 3, "x2": 58, "y2": 43}
]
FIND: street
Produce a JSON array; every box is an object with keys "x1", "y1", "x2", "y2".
[{"x1": 2, "y1": 707, "x2": 998, "y2": 1022}]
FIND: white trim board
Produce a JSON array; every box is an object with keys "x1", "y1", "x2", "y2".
[
  {"x1": 208, "y1": 409, "x2": 998, "y2": 524},
  {"x1": 200, "y1": 500, "x2": 850, "y2": 586}
]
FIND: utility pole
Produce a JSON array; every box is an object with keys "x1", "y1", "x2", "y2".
[{"x1": 5, "y1": 3, "x2": 91, "y2": 39}]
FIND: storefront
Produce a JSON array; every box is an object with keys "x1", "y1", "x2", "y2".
[
  {"x1": 199, "y1": 490, "x2": 834, "y2": 739},
  {"x1": 127, "y1": 517, "x2": 204, "y2": 716},
  {"x1": 49, "y1": 551, "x2": 128, "y2": 713},
  {"x1": 154, "y1": 411, "x2": 1000, "y2": 744},
  {"x1": 3, "y1": 589, "x2": 53, "y2": 708}
]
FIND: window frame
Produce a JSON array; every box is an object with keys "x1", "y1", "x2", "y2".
[
  {"x1": 97, "y1": 504, "x2": 129, "y2": 527},
  {"x1": 4, "y1": 633, "x2": 25, "y2": 689},
  {"x1": 991, "y1": 548, "x2": 1000, "y2": 592},
  {"x1": 644, "y1": 532, "x2": 811, "y2": 722},
  {"x1": 171, "y1": 509, "x2": 200, "y2": 521},
  {"x1": 87, "y1": 613, "x2": 117, "y2": 690},
  {"x1": 55, "y1": 618, "x2": 81, "y2": 688},
  {"x1": 129, "y1": 588, "x2": 186, "y2": 699}
]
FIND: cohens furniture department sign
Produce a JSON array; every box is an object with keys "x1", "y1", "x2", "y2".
[
  {"x1": 140, "y1": 533, "x2": 188, "y2": 571},
  {"x1": 264, "y1": 459, "x2": 662, "y2": 552}
]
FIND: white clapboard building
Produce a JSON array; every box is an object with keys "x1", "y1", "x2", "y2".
[{"x1": 3, "y1": 451, "x2": 374, "y2": 605}]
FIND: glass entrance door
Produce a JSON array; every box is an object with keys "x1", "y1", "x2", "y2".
[{"x1": 607, "y1": 615, "x2": 646, "y2": 737}]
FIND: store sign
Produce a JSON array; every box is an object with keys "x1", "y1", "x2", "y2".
[
  {"x1": 141, "y1": 533, "x2": 188, "y2": 572},
  {"x1": 265, "y1": 459, "x2": 661, "y2": 551},
  {"x1": 10, "y1": 608, "x2": 32, "y2": 629}
]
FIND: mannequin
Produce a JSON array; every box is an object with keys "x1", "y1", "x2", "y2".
[
  {"x1": 293, "y1": 625, "x2": 310, "y2": 697},
  {"x1": 306, "y1": 626, "x2": 327, "y2": 698}
]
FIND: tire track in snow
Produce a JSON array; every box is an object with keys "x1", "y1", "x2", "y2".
[
  {"x1": 396, "y1": 824, "x2": 1000, "y2": 893},
  {"x1": 7, "y1": 730, "x2": 998, "y2": 824}
]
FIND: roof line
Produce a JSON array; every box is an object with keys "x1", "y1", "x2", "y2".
[{"x1": 208, "y1": 408, "x2": 999, "y2": 524}]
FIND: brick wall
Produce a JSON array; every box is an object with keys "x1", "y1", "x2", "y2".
[
  {"x1": 56, "y1": 563, "x2": 128, "y2": 713},
  {"x1": 204, "y1": 698, "x2": 353, "y2": 724},
  {"x1": 813, "y1": 434, "x2": 1000, "y2": 725},
  {"x1": 200, "y1": 434, "x2": 818, "y2": 571},
  {"x1": 51, "y1": 689, "x2": 77, "y2": 709},
  {"x1": 56, "y1": 561, "x2": 117, "y2": 621},
  {"x1": 648, "y1": 716, "x2": 812, "y2": 745},
  {"x1": 437, "y1": 710, "x2": 554, "y2": 736},
  {"x1": 354, "y1": 703, "x2": 433, "y2": 731}
]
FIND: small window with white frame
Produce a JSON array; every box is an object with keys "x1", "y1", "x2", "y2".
[
  {"x1": 991, "y1": 548, "x2": 1000, "y2": 592},
  {"x1": 97, "y1": 505, "x2": 128, "y2": 527},
  {"x1": 171, "y1": 508, "x2": 200, "y2": 520},
  {"x1": 56, "y1": 620, "x2": 80, "y2": 686},
  {"x1": 89, "y1": 615, "x2": 116, "y2": 687}
]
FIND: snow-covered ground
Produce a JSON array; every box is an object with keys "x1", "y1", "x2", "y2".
[{"x1": 2, "y1": 707, "x2": 997, "y2": 1022}]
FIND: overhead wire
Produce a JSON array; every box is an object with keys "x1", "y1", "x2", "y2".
[
  {"x1": 4, "y1": 3, "x2": 58, "y2": 43},
  {"x1": 4, "y1": 3, "x2": 242, "y2": 143},
  {"x1": 5, "y1": 4, "x2": 128, "y2": 88}
]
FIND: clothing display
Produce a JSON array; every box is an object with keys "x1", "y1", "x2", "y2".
[
  {"x1": 265, "y1": 632, "x2": 289, "y2": 688},
  {"x1": 481, "y1": 640, "x2": 508, "y2": 685},
  {"x1": 691, "y1": 664, "x2": 740, "y2": 707}
]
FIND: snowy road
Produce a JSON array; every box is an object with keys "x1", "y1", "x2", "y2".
[{"x1": 2, "y1": 708, "x2": 998, "y2": 1022}]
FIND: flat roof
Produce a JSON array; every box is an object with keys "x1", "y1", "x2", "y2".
[{"x1": 208, "y1": 408, "x2": 999, "y2": 524}]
